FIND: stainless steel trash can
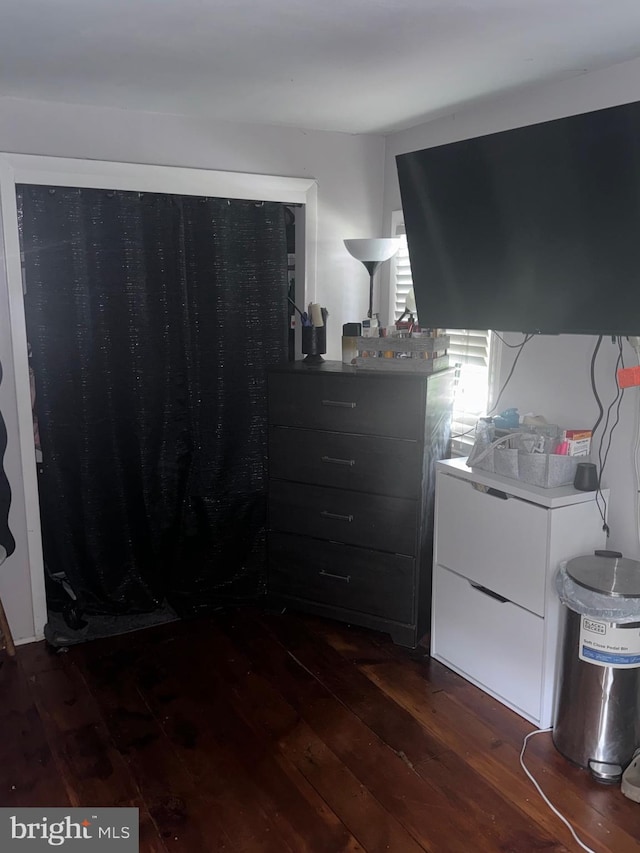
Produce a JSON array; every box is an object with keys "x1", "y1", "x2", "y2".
[{"x1": 553, "y1": 552, "x2": 640, "y2": 783}]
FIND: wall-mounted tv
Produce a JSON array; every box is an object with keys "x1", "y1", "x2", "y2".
[{"x1": 396, "y1": 100, "x2": 640, "y2": 335}]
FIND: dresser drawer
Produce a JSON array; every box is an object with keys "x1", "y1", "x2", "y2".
[
  {"x1": 269, "y1": 427, "x2": 421, "y2": 498},
  {"x1": 269, "y1": 480, "x2": 417, "y2": 555},
  {"x1": 269, "y1": 533, "x2": 414, "y2": 623},
  {"x1": 432, "y1": 564, "x2": 544, "y2": 722},
  {"x1": 435, "y1": 472, "x2": 547, "y2": 615},
  {"x1": 268, "y1": 372, "x2": 424, "y2": 439}
]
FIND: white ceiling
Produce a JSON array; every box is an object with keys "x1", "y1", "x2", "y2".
[{"x1": 3, "y1": 0, "x2": 640, "y2": 134}]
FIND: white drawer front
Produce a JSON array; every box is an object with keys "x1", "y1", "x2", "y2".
[
  {"x1": 432, "y1": 564, "x2": 544, "y2": 722},
  {"x1": 435, "y1": 472, "x2": 547, "y2": 615}
]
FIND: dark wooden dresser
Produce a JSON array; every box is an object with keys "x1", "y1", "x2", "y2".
[{"x1": 266, "y1": 360, "x2": 454, "y2": 647}]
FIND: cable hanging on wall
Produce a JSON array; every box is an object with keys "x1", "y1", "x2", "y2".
[{"x1": 590, "y1": 335, "x2": 627, "y2": 537}]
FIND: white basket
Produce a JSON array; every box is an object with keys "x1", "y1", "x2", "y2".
[{"x1": 470, "y1": 431, "x2": 587, "y2": 488}]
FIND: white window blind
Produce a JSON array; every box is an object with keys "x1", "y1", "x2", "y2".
[
  {"x1": 391, "y1": 215, "x2": 492, "y2": 456},
  {"x1": 391, "y1": 227, "x2": 414, "y2": 321}
]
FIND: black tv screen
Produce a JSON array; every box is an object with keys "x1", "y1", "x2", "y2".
[{"x1": 396, "y1": 100, "x2": 640, "y2": 335}]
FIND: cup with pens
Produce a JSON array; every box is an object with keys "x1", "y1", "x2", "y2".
[{"x1": 289, "y1": 298, "x2": 328, "y2": 363}]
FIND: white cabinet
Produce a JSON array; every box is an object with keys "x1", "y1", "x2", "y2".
[{"x1": 431, "y1": 458, "x2": 608, "y2": 727}]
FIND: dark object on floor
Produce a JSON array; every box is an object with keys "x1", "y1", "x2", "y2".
[{"x1": 44, "y1": 602, "x2": 179, "y2": 647}]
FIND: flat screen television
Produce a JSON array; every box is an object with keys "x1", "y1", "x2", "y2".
[{"x1": 396, "y1": 100, "x2": 640, "y2": 335}]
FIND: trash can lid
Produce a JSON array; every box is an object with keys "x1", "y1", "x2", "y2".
[{"x1": 565, "y1": 553, "x2": 640, "y2": 598}]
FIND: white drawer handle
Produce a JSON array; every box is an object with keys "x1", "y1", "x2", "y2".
[
  {"x1": 321, "y1": 399, "x2": 357, "y2": 409},
  {"x1": 469, "y1": 581, "x2": 509, "y2": 603},
  {"x1": 320, "y1": 510, "x2": 354, "y2": 522},
  {"x1": 320, "y1": 569, "x2": 351, "y2": 583},
  {"x1": 321, "y1": 456, "x2": 355, "y2": 467}
]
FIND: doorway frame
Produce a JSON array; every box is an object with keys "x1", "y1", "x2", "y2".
[{"x1": 0, "y1": 152, "x2": 318, "y2": 639}]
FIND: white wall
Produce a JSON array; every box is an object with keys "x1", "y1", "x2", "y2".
[
  {"x1": 0, "y1": 96, "x2": 385, "y2": 642},
  {"x1": 383, "y1": 56, "x2": 640, "y2": 560},
  {"x1": 0, "y1": 264, "x2": 34, "y2": 642}
]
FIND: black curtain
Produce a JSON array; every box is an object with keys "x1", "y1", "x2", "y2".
[
  {"x1": 19, "y1": 186, "x2": 288, "y2": 619},
  {"x1": 0, "y1": 361, "x2": 16, "y2": 565}
]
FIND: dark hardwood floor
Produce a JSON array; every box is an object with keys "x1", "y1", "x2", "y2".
[{"x1": 1, "y1": 608, "x2": 639, "y2": 852}]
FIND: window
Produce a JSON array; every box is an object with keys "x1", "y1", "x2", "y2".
[{"x1": 390, "y1": 211, "x2": 494, "y2": 456}]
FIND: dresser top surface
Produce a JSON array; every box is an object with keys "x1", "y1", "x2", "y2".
[
  {"x1": 268, "y1": 359, "x2": 455, "y2": 383},
  {"x1": 437, "y1": 457, "x2": 609, "y2": 509}
]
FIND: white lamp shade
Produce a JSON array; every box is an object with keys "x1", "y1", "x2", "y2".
[{"x1": 344, "y1": 238, "x2": 401, "y2": 263}]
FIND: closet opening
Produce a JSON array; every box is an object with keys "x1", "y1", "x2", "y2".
[{"x1": 16, "y1": 182, "x2": 304, "y2": 646}]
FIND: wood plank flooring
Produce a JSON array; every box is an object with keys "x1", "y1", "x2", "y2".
[{"x1": 1, "y1": 608, "x2": 639, "y2": 852}]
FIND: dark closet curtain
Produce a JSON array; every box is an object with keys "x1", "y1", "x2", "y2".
[
  {"x1": 0, "y1": 361, "x2": 16, "y2": 564},
  {"x1": 19, "y1": 186, "x2": 288, "y2": 618}
]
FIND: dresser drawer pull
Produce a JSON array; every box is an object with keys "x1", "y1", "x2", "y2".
[
  {"x1": 320, "y1": 510, "x2": 354, "y2": 522},
  {"x1": 320, "y1": 569, "x2": 351, "y2": 583},
  {"x1": 321, "y1": 399, "x2": 357, "y2": 409},
  {"x1": 469, "y1": 582, "x2": 509, "y2": 604},
  {"x1": 321, "y1": 455, "x2": 355, "y2": 467}
]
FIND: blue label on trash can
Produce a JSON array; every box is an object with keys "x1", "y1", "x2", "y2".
[{"x1": 581, "y1": 647, "x2": 640, "y2": 666}]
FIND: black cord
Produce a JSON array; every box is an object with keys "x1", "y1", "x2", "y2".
[
  {"x1": 593, "y1": 336, "x2": 625, "y2": 536},
  {"x1": 492, "y1": 330, "x2": 534, "y2": 349},
  {"x1": 596, "y1": 344, "x2": 622, "y2": 468},
  {"x1": 599, "y1": 338, "x2": 625, "y2": 476},
  {"x1": 451, "y1": 332, "x2": 532, "y2": 441},
  {"x1": 590, "y1": 335, "x2": 604, "y2": 436},
  {"x1": 487, "y1": 333, "x2": 534, "y2": 415},
  {"x1": 588, "y1": 334, "x2": 608, "y2": 533}
]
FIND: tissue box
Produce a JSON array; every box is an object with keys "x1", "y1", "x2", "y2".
[{"x1": 563, "y1": 429, "x2": 592, "y2": 457}]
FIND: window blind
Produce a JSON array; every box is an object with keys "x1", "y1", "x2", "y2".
[
  {"x1": 391, "y1": 228, "x2": 414, "y2": 322},
  {"x1": 392, "y1": 216, "x2": 491, "y2": 456}
]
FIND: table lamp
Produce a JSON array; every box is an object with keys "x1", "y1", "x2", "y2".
[{"x1": 344, "y1": 238, "x2": 401, "y2": 318}]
